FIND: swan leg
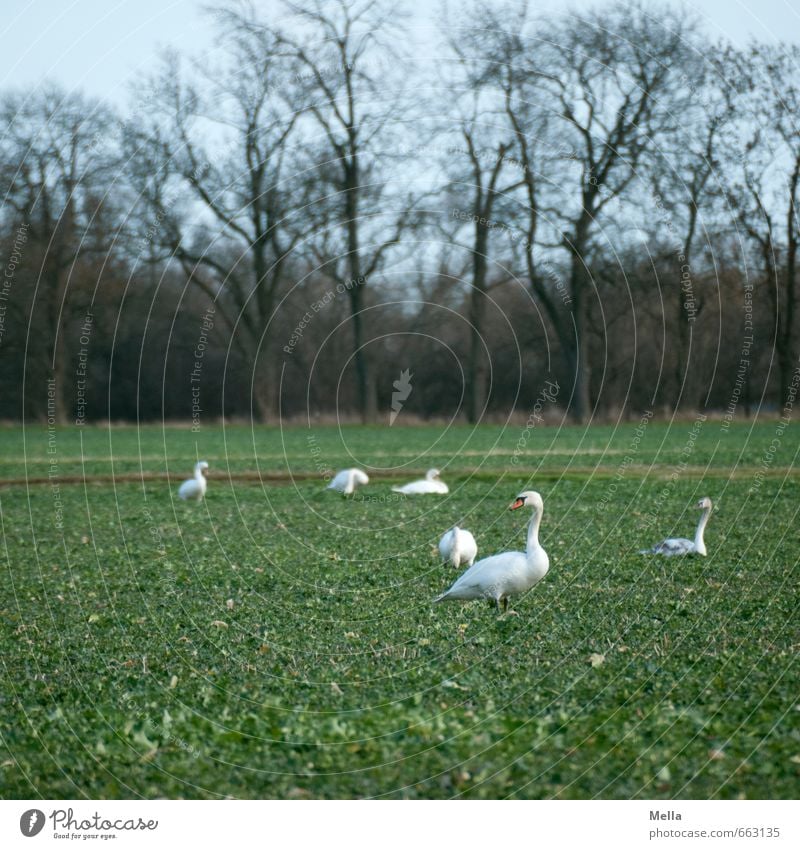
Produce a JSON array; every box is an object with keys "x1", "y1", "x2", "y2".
[
  {"x1": 502, "y1": 598, "x2": 509, "y2": 614},
  {"x1": 488, "y1": 598, "x2": 498, "y2": 611}
]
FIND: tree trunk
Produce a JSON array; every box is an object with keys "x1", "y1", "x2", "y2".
[
  {"x1": 467, "y1": 224, "x2": 489, "y2": 423},
  {"x1": 673, "y1": 300, "x2": 690, "y2": 413},
  {"x1": 52, "y1": 338, "x2": 68, "y2": 425},
  {"x1": 568, "y1": 241, "x2": 591, "y2": 423},
  {"x1": 344, "y1": 161, "x2": 375, "y2": 424},
  {"x1": 572, "y1": 332, "x2": 591, "y2": 423},
  {"x1": 252, "y1": 358, "x2": 274, "y2": 424},
  {"x1": 47, "y1": 266, "x2": 69, "y2": 425},
  {"x1": 781, "y1": 160, "x2": 799, "y2": 406},
  {"x1": 347, "y1": 280, "x2": 375, "y2": 423},
  {"x1": 673, "y1": 208, "x2": 698, "y2": 413},
  {"x1": 252, "y1": 239, "x2": 277, "y2": 424}
]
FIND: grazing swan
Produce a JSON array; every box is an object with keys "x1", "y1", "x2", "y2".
[
  {"x1": 438, "y1": 526, "x2": 478, "y2": 569},
  {"x1": 392, "y1": 468, "x2": 449, "y2": 495},
  {"x1": 328, "y1": 468, "x2": 369, "y2": 495},
  {"x1": 435, "y1": 491, "x2": 549, "y2": 612},
  {"x1": 641, "y1": 497, "x2": 713, "y2": 556},
  {"x1": 178, "y1": 461, "x2": 209, "y2": 501}
]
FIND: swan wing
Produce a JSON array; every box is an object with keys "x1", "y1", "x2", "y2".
[
  {"x1": 437, "y1": 552, "x2": 526, "y2": 600},
  {"x1": 327, "y1": 470, "x2": 348, "y2": 491},
  {"x1": 394, "y1": 480, "x2": 448, "y2": 495},
  {"x1": 643, "y1": 537, "x2": 695, "y2": 556},
  {"x1": 393, "y1": 480, "x2": 425, "y2": 494},
  {"x1": 438, "y1": 529, "x2": 455, "y2": 560},
  {"x1": 459, "y1": 530, "x2": 478, "y2": 564},
  {"x1": 178, "y1": 479, "x2": 200, "y2": 500}
]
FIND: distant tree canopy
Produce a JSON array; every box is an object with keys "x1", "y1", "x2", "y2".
[{"x1": 0, "y1": 0, "x2": 797, "y2": 425}]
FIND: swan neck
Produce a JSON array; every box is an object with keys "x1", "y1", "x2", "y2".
[
  {"x1": 527, "y1": 506, "x2": 542, "y2": 552},
  {"x1": 695, "y1": 506, "x2": 711, "y2": 549}
]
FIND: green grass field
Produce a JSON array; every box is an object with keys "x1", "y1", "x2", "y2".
[{"x1": 1, "y1": 420, "x2": 798, "y2": 799}]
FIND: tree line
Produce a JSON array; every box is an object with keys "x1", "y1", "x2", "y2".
[{"x1": 0, "y1": 0, "x2": 797, "y2": 425}]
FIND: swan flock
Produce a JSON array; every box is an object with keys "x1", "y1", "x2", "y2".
[{"x1": 175, "y1": 457, "x2": 714, "y2": 613}]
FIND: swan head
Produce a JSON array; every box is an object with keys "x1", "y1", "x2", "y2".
[
  {"x1": 696, "y1": 496, "x2": 712, "y2": 510},
  {"x1": 353, "y1": 469, "x2": 369, "y2": 485},
  {"x1": 196, "y1": 461, "x2": 209, "y2": 477},
  {"x1": 510, "y1": 490, "x2": 543, "y2": 512},
  {"x1": 425, "y1": 468, "x2": 440, "y2": 480}
]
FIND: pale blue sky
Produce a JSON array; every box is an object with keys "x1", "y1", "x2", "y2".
[{"x1": 2, "y1": 0, "x2": 800, "y2": 103}]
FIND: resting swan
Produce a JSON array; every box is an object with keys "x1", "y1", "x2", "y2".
[
  {"x1": 641, "y1": 497, "x2": 713, "y2": 556},
  {"x1": 178, "y1": 461, "x2": 208, "y2": 501},
  {"x1": 392, "y1": 468, "x2": 448, "y2": 495},
  {"x1": 438, "y1": 526, "x2": 478, "y2": 569},
  {"x1": 328, "y1": 468, "x2": 369, "y2": 495},
  {"x1": 435, "y1": 491, "x2": 549, "y2": 612}
]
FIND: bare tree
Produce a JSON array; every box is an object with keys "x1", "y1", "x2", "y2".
[
  {"x1": 440, "y1": 5, "x2": 528, "y2": 422},
  {"x1": 496, "y1": 2, "x2": 697, "y2": 421},
  {"x1": 648, "y1": 47, "x2": 732, "y2": 410},
  {"x1": 728, "y1": 43, "x2": 800, "y2": 406},
  {"x1": 274, "y1": 0, "x2": 412, "y2": 423},
  {"x1": 124, "y1": 8, "x2": 310, "y2": 421},
  {"x1": 488, "y1": 11, "x2": 571, "y2": 399},
  {"x1": 0, "y1": 86, "x2": 119, "y2": 422}
]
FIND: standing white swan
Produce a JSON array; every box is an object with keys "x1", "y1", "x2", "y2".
[
  {"x1": 435, "y1": 491, "x2": 549, "y2": 612},
  {"x1": 178, "y1": 461, "x2": 209, "y2": 501},
  {"x1": 641, "y1": 497, "x2": 713, "y2": 556},
  {"x1": 392, "y1": 468, "x2": 449, "y2": 495},
  {"x1": 438, "y1": 526, "x2": 478, "y2": 569},
  {"x1": 327, "y1": 468, "x2": 369, "y2": 495}
]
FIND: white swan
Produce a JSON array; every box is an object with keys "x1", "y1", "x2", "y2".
[
  {"x1": 392, "y1": 468, "x2": 449, "y2": 495},
  {"x1": 438, "y1": 526, "x2": 478, "y2": 569},
  {"x1": 327, "y1": 468, "x2": 369, "y2": 495},
  {"x1": 178, "y1": 461, "x2": 208, "y2": 501},
  {"x1": 435, "y1": 491, "x2": 549, "y2": 612},
  {"x1": 641, "y1": 497, "x2": 713, "y2": 556}
]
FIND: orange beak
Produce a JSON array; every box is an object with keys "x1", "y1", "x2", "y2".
[{"x1": 509, "y1": 497, "x2": 525, "y2": 510}]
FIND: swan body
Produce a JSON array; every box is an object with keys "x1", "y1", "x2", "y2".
[
  {"x1": 641, "y1": 497, "x2": 713, "y2": 556},
  {"x1": 178, "y1": 461, "x2": 208, "y2": 501},
  {"x1": 392, "y1": 468, "x2": 449, "y2": 495},
  {"x1": 438, "y1": 526, "x2": 478, "y2": 569},
  {"x1": 328, "y1": 468, "x2": 369, "y2": 495},
  {"x1": 435, "y1": 491, "x2": 549, "y2": 612}
]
